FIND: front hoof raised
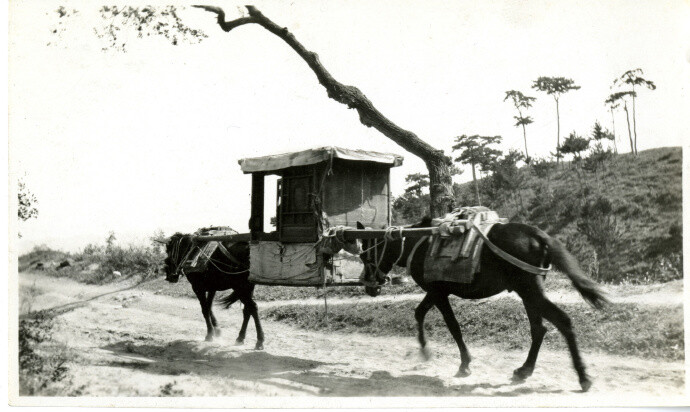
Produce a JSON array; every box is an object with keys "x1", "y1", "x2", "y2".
[
  {"x1": 254, "y1": 342, "x2": 264, "y2": 351},
  {"x1": 455, "y1": 365, "x2": 471, "y2": 378}
]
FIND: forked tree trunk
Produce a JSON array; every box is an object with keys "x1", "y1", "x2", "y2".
[{"x1": 196, "y1": 5, "x2": 455, "y2": 217}]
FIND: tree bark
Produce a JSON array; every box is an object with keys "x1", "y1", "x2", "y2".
[
  {"x1": 521, "y1": 123, "x2": 529, "y2": 160},
  {"x1": 631, "y1": 86, "x2": 638, "y2": 155},
  {"x1": 623, "y1": 102, "x2": 634, "y2": 155},
  {"x1": 470, "y1": 161, "x2": 481, "y2": 206},
  {"x1": 610, "y1": 108, "x2": 618, "y2": 154},
  {"x1": 195, "y1": 5, "x2": 455, "y2": 217},
  {"x1": 555, "y1": 96, "x2": 561, "y2": 165}
]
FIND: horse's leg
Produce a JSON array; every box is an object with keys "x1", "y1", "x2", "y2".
[
  {"x1": 512, "y1": 295, "x2": 547, "y2": 381},
  {"x1": 235, "y1": 305, "x2": 251, "y2": 346},
  {"x1": 432, "y1": 293, "x2": 472, "y2": 377},
  {"x1": 206, "y1": 290, "x2": 221, "y2": 337},
  {"x1": 415, "y1": 293, "x2": 435, "y2": 361},
  {"x1": 540, "y1": 297, "x2": 591, "y2": 392},
  {"x1": 193, "y1": 287, "x2": 214, "y2": 342},
  {"x1": 245, "y1": 298, "x2": 265, "y2": 350}
]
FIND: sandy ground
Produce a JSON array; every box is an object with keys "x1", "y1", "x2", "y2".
[{"x1": 16, "y1": 272, "x2": 687, "y2": 405}]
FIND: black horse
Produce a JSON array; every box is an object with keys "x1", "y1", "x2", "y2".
[
  {"x1": 163, "y1": 233, "x2": 264, "y2": 350},
  {"x1": 357, "y1": 218, "x2": 608, "y2": 392}
]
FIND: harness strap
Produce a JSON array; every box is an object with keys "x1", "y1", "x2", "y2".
[
  {"x1": 406, "y1": 236, "x2": 429, "y2": 279},
  {"x1": 468, "y1": 222, "x2": 551, "y2": 276},
  {"x1": 216, "y1": 241, "x2": 247, "y2": 268}
]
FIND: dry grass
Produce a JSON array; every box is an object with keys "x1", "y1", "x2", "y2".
[{"x1": 262, "y1": 297, "x2": 684, "y2": 361}]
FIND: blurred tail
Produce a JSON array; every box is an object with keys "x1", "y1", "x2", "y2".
[
  {"x1": 542, "y1": 235, "x2": 610, "y2": 309},
  {"x1": 218, "y1": 291, "x2": 239, "y2": 309}
]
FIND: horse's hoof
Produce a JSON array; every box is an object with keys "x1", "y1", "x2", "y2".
[
  {"x1": 420, "y1": 346, "x2": 432, "y2": 361},
  {"x1": 254, "y1": 342, "x2": 264, "y2": 351},
  {"x1": 455, "y1": 366, "x2": 471, "y2": 378},
  {"x1": 512, "y1": 366, "x2": 533, "y2": 381},
  {"x1": 580, "y1": 376, "x2": 592, "y2": 392},
  {"x1": 235, "y1": 338, "x2": 244, "y2": 346},
  {"x1": 214, "y1": 329, "x2": 222, "y2": 337},
  {"x1": 205, "y1": 335, "x2": 214, "y2": 342}
]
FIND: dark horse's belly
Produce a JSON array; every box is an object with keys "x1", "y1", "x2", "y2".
[
  {"x1": 430, "y1": 275, "x2": 508, "y2": 300},
  {"x1": 187, "y1": 272, "x2": 248, "y2": 292}
]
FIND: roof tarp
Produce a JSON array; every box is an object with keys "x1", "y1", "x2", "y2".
[{"x1": 238, "y1": 146, "x2": 404, "y2": 173}]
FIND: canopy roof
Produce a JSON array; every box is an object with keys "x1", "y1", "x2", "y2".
[{"x1": 238, "y1": 146, "x2": 404, "y2": 173}]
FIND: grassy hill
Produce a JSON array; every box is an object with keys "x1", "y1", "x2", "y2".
[
  {"x1": 19, "y1": 147, "x2": 682, "y2": 287},
  {"x1": 451, "y1": 146, "x2": 682, "y2": 284}
]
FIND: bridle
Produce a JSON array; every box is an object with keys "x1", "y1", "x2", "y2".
[
  {"x1": 361, "y1": 227, "x2": 407, "y2": 284},
  {"x1": 166, "y1": 236, "x2": 193, "y2": 279}
]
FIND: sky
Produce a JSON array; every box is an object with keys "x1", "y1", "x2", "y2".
[{"x1": 8, "y1": 0, "x2": 690, "y2": 253}]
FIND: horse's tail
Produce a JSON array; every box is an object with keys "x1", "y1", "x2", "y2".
[
  {"x1": 541, "y1": 234, "x2": 610, "y2": 309},
  {"x1": 218, "y1": 291, "x2": 239, "y2": 309}
]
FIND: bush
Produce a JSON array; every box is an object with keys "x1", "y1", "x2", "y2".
[
  {"x1": 621, "y1": 252, "x2": 683, "y2": 284},
  {"x1": 18, "y1": 313, "x2": 77, "y2": 395},
  {"x1": 576, "y1": 196, "x2": 627, "y2": 281},
  {"x1": 20, "y1": 232, "x2": 165, "y2": 285}
]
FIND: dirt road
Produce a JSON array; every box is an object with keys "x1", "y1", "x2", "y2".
[{"x1": 17, "y1": 273, "x2": 686, "y2": 405}]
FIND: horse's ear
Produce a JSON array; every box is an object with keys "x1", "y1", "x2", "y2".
[{"x1": 356, "y1": 221, "x2": 365, "y2": 229}]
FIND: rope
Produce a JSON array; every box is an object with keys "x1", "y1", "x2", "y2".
[
  {"x1": 384, "y1": 226, "x2": 406, "y2": 267},
  {"x1": 194, "y1": 245, "x2": 249, "y2": 275}
]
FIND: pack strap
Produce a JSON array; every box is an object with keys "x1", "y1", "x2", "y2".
[
  {"x1": 468, "y1": 222, "x2": 551, "y2": 276},
  {"x1": 216, "y1": 242, "x2": 248, "y2": 269}
]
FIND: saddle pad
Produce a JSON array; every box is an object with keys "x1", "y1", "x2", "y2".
[
  {"x1": 181, "y1": 227, "x2": 238, "y2": 275},
  {"x1": 423, "y1": 223, "x2": 496, "y2": 284},
  {"x1": 181, "y1": 241, "x2": 219, "y2": 274}
]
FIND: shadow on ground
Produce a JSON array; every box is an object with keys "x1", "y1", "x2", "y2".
[{"x1": 101, "y1": 339, "x2": 566, "y2": 397}]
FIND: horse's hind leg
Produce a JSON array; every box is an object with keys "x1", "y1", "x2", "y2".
[
  {"x1": 207, "y1": 291, "x2": 221, "y2": 337},
  {"x1": 415, "y1": 294, "x2": 434, "y2": 360},
  {"x1": 245, "y1": 299, "x2": 265, "y2": 350},
  {"x1": 540, "y1": 297, "x2": 591, "y2": 392},
  {"x1": 235, "y1": 306, "x2": 251, "y2": 345},
  {"x1": 512, "y1": 295, "x2": 547, "y2": 381},
  {"x1": 433, "y1": 293, "x2": 472, "y2": 377}
]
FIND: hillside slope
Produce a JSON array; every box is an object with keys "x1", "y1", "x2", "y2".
[{"x1": 452, "y1": 147, "x2": 682, "y2": 283}]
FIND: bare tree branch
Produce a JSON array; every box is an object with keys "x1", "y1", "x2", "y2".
[{"x1": 195, "y1": 5, "x2": 455, "y2": 215}]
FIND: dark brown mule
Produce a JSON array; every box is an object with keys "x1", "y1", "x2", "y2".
[
  {"x1": 163, "y1": 233, "x2": 264, "y2": 350},
  {"x1": 357, "y1": 218, "x2": 608, "y2": 392}
]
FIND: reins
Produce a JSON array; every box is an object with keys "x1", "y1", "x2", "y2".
[{"x1": 363, "y1": 226, "x2": 407, "y2": 285}]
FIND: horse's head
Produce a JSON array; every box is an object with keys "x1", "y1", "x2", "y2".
[
  {"x1": 318, "y1": 227, "x2": 363, "y2": 256},
  {"x1": 356, "y1": 218, "x2": 432, "y2": 296},
  {"x1": 163, "y1": 233, "x2": 194, "y2": 283},
  {"x1": 356, "y1": 222, "x2": 399, "y2": 295}
]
